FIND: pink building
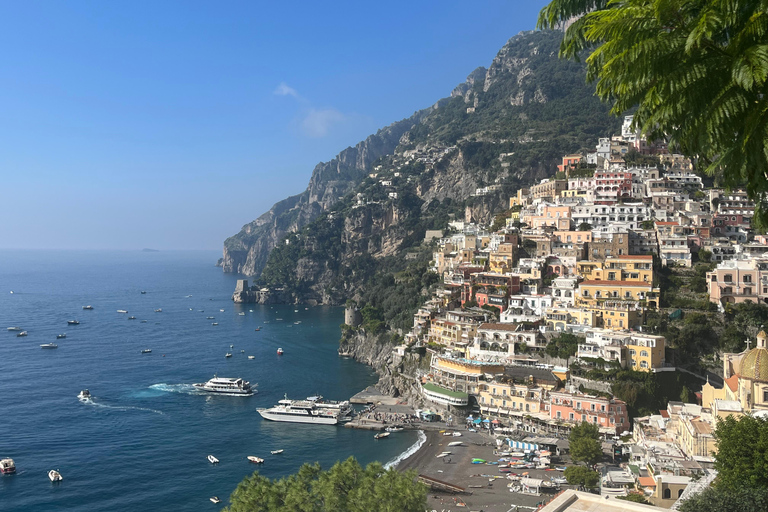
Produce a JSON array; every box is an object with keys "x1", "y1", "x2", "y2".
[
  {"x1": 594, "y1": 170, "x2": 633, "y2": 203},
  {"x1": 547, "y1": 391, "x2": 629, "y2": 434}
]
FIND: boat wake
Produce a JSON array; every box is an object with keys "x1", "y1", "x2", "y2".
[
  {"x1": 148, "y1": 383, "x2": 206, "y2": 396},
  {"x1": 383, "y1": 430, "x2": 426, "y2": 470},
  {"x1": 80, "y1": 397, "x2": 164, "y2": 415}
]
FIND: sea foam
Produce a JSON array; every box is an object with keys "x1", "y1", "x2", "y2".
[{"x1": 383, "y1": 430, "x2": 426, "y2": 469}]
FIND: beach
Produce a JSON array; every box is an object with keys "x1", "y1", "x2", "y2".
[{"x1": 398, "y1": 428, "x2": 568, "y2": 512}]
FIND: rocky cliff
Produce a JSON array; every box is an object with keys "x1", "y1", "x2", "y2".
[{"x1": 222, "y1": 114, "x2": 426, "y2": 276}]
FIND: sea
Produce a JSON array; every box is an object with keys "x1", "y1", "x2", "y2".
[{"x1": 0, "y1": 250, "x2": 421, "y2": 511}]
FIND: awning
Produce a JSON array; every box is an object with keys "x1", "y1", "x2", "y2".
[
  {"x1": 508, "y1": 440, "x2": 539, "y2": 451},
  {"x1": 473, "y1": 418, "x2": 482, "y2": 424}
]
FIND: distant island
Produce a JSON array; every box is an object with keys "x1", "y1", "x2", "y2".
[{"x1": 141, "y1": 248, "x2": 160, "y2": 252}]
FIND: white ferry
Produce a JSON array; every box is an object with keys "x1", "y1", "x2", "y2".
[
  {"x1": 193, "y1": 376, "x2": 254, "y2": 396},
  {"x1": 257, "y1": 395, "x2": 353, "y2": 425}
]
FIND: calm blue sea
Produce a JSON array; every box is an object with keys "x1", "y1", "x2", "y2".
[{"x1": 0, "y1": 250, "x2": 416, "y2": 511}]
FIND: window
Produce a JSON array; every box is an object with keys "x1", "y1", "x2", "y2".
[
  {"x1": 576, "y1": 402, "x2": 581, "y2": 409},
  {"x1": 581, "y1": 414, "x2": 586, "y2": 422},
  {"x1": 745, "y1": 288, "x2": 752, "y2": 295},
  {"x1": 591, "y1": 404, "x2": 596, "y2": 411},
  {"x1": 744, "y1": 275, "x2": 753, "y2": 283},
  {"x1": 556, "y1": 411, "x2": 561, "y2": 419},
  {"x1": 629, "y1": 349, "x2": 636, "y2": 356},
  {"x1": 724, "y1": 274, "x2": 733, "y2": 282},
  {"x1": 663, "y1": 489, "x2": 671, "y2": 499},
  {"x1": 593, "y1": 416, "x2": 598, "y2": 423},
  {"x1": 763, "y1": 389, "x2": 768, "y2": 402},
  {"x1": 569, "y1": 413, "x2": 574, "y2": 420},
  {"x1": 641, "y1": 350, "x2": 649, "y2": 357},
  {"x1": 641, "y1": 361, "x2": 649, "y2": 368}
]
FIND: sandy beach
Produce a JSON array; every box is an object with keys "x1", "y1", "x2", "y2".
[{"x1": 398, "y1": 428, "x2": 569, "y2": 512}]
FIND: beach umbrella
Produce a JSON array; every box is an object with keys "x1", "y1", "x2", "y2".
[
  {"x1": 473, "y1": 418, "x2": 482, "y2": 424},
  {"x1": 492, "y1": 419, "x2": 500, "y2": 424},
  {"x1": 482, "y1": 419, "x2": 491, "y2": 423},
  {"x1": 467, "y1": 415, "x2": 473, "y2": 420}
]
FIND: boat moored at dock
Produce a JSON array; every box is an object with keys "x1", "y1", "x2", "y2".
[{"x1": 257, "y1": 395, "x2": 353, "y2": 425}]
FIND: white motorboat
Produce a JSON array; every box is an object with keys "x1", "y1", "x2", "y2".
[
  {"x1": 385, "y1": 426, "x2": 404, "y2": 433},
  {"x1": 436, "y1": 451, "x2": 451, "y2": 458},
  {"x1": 247, "y1": 456, "x2": 264, "y2": 464},
  {"x1": 373, "y1": 432, "x2": 390, "y2": 440},
  {"x1": 220, "y1": 309, "x2": 225, "y2": 312},
  {"x1": 270, "y1": 450, "x2": 283, "y2": 455},
  {"x1": 117, "y1": 310, "x2": 128, "y2": 314},
  {"x1": 193, "y1": 376, "x2": 255, "y2": 396},
  {"x1": 248, "y1": 355, "x2": 255, "y2": 360},
  {"x1": 206, "y1": 316, "x2": 215, "y2": 319},
  {"x1": 57, "y1": 334, "x2": 66, "y2": 339},
  {"x1": 82, "y1": 305, "x2": 94, "y2": 310},
  {"x1": 0, "y1": 458, "x2": 16, "y2": 474},
  {"x1": 48, "y1": 470, "x2": 62, "y2": 482},
  {"x1": 17, "y1": 331, "x2": 28, "y2": 337},
  {"x1": 7, "y1": 327, "x2": 21, "y2": 331},
  {"x1": 128, "y1": 316, "x2": 136, "y2": 320},
  {"x1": 40, "y1": 343, "x2": 58, "y2": 349},
  {"x1": 210, "y1": 497, "x2": 221, "y2": 504},
  {"x1": 154, "y1": 309, "x2": 162, "y2": 313},
  {"x1": 207, "y1": 455, "x2": 219, "y2": 464},
  {"x1": 447, "y1": 441, "x2": 464, "y2": 447},
  {"x1": 211, "y1": 322, "x2": 218, "y2": 326},
  {"x1": 238, "y1": 312, "x2": 245, "y2": 316},
  {"x1": 78, "y1": 389, "x2": 91, "y2": 400},
  {"x1": 141, "y1": 349, "x2": 152, "y2": 354},
  {"x1": 277, "y1": 348, "x2": 284, "y2": 355},
  {"x1": 225, "y1": 353, "x2": 232, "y2": 358},
  {"x1": 67, "y1": 320, "x2": 79, "y2": 325}
]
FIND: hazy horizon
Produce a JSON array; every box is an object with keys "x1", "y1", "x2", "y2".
[{"x1": 0, "y1": 1, "x2": 549, "y2": 251}]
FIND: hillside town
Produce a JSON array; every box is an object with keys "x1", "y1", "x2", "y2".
[{"x1": 379, "y1": 116, "x2": 768, "y2": 507}]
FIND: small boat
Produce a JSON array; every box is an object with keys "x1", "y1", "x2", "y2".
[
  {"x1": 249, "y1": 310, "x2": 253, "y2": 312},
  {"x1": 141, "y1": 349, "x2": 152, "y2": 354},
  {"x1": 230, "y1": 344, "x2": 234, "y2": 348},
  {"x1": 48, "y1": 470, "x2": 62, "y2": 482},
  {"x1": 248, "y1": 355, "x2": 255, "y2": 360},
  {"x1": 436, "y1": 452, "x2": 451, "y2": 458},
  {"x1": 471, "y1": 459, "x2": 486, "y2": 464},
  {"x1": 7, "y1": 327, "x2": 21, "y2": 331},
  {"x1": 220, "y1": 309, "x2": 225, "y2": 312},
  {"x1": 373, "y1": 432, "x2": 390, "y2": 440},
  {"x1": 225, "y1": 353, "x2": 232, "y2": 358},
  {"x1": 207, "y1": 455, "x2": 219, "y2": 464},
  {"x1": 128, "y1": 316, "x2": 137, "y2": 320},
  {"x1": 82, "y1": 305, "x2": 94, "y2": 310},
  {"x1": 247, "y1": 456, "x2": 264, "y2": 464},
  {"x1": 67, "y1": 320, "x2": 79, "y2": 325},
  {"x1": 275, "y1": 318, "x2": 283, "y2": 321},
  {"x1": 294, "y1": 309, "x2": 299, "y2": 313},
  {"x1": 254, "y1": 328, "x2": 261, "y2": 331},
  {"x1": 270, "y1": 450, "x2": 284, "y2": 455},
  {"x1": 211, "y1": 323, "x2": 218, "y2": 326},
  {"x1": 17, "y1": 331, "x2": 28, "y2": 337},
  {"x1": 452, "y1": 432, "x2": 462, "y2": 437},
  {"x1": 78, "y1": 389, "x2": 91, "y2": 400},
  {"x1": 141, "y1": 291, "x2": 147, "y2": 294},
  {"x1": 238, "y1": 312, "x2": 245, "y2": 316},
  {"x1": 40, "y1": 343, "x2": 58, "y2": 349},
  {"x1": 140, "y1": 320, "x2": 147, "y2": 323},
  {"x1": 207, "y1": 316, "x2": 215, "y2": 319},
  {"x1": 0, "y1": 458, "x2": 16, "y2": 474},
  {"x1": 277, "y1": 348, "x2": 284, "y2": 355},
  {"x1": 447, "y1": 441, "x2": 464, "y2": 447},
  {"x1": 57, "y1": 334, "x2": 66, "y2": 339},
  {"x1": 210, "y1": 497, "x2": 221, "y2": 504},
  {"x1": 117, "y1": 310, "x2": 128, "y2": 314},
  {"x1": 154, "y1": 309, "x2": 162, "y2": 313},
  {"x1": 240, "y1": 349, "x2": 245, "y2": 353},
  {"x1": 385, "y1": 426, "x2": 404, "y2": 433},
  {"x1": 294, "y1": 321, "x2": 301, "y2": 325}
]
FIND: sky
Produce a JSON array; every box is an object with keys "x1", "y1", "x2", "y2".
[{"x1": 0, "y1": 0, "x2": 551, "y2": 250}]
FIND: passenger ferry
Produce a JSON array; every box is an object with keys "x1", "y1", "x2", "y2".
[
  {"x1": 193, "y1": 376, "x2": 255, "y2": 396},
  {"x1": 257, "y1": 395, "x2": 353, "y2": 425}
]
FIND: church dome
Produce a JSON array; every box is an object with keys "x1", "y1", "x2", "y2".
[{"x1": 739, "y1": 347, "x2": 768, "y2": 382}]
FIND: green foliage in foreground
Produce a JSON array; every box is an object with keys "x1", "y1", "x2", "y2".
[
  {"x1": 617, "y1": 492, "x2": 651, "y2": 505},
  {"x1": 545, "y1": 332, "x2": 581, "y2": 359},
  {"x1": 677, "y1": 486, "x2": 768, "y2": 512},
  {"x1": 714, "y1": 415, "x2": 768, "y2": 491},
  {"x1": 564, "y1": 465, "x2": 599, "y2": 488},
  {"x1": 539, "y1": 0, "x2": 768, "y2": 227},
  {"x1": 568, "y1": 422, "x2": 603, "y2": 467},
  {"x1": 224, "y1": 457, "x2": 426, "y2": 512}
]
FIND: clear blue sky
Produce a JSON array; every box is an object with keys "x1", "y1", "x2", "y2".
[{"x1": 0, "y1": 0, "x2": 550, "y2": 250}]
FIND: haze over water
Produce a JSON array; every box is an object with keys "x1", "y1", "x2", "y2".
[{"x1": 0, "y1": 250, "x2": 416, "y2": 511}]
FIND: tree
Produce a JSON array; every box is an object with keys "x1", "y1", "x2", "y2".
[
  {"x1": 224, "y1": 457, "x2": 427, "y2": 512},
  {"x1": 569, "y1": 422, "x2": 603, "y2": 466},
  {"x1": 577, "y1": 222, "x2": 592, "y2": 231},
  {"x1": 538, "y1": 0, "x2": 768, "y2": 228},
  {"x1": 618, "y1": 493, "x2": 652, "y2": 505},
  {"x1": 564, "y1": 465, "x2": 600, "y2": 488},
  {"x1": 677, "y1": 486, "x2": 768, "y2": 512},
  {"x1": 714, "y1": 415, "x2": 768, "y2": 491}
]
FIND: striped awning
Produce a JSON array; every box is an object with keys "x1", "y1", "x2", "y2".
[{"x1": 508, "y1": 440, "x2": 539, "y2": 451}]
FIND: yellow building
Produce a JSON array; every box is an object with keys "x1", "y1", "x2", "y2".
[
  {"x1": 577, "y1": 280, "x2": 658, "y2": 308},
  {"x1": 588, "y1": 302, "x2": 644, "y2": 331},
  {"x1": 429, "y1": 354, "x2": 504, "y2": 395},
  {"x1": 577, "y1": 255, "x2": 654, "y2": 283},
  {"x1": 544, "y1": 306, "x2": 599, "y2": 331},
  {"x1": 509, "y1": 188, "x2": 530, "y2": 208},
  {"x1": 478, "y1": 381, "x2": 546, "y2": 420},
  {"x1": 426, "y1": 318, "x2": 478, "y2": 349},
  {"x1": 625, "y1": 334, "x2": 665, "y2": 371},
  {"x1": 488, "y1": 243, "x2": 516, "y2": 274}
]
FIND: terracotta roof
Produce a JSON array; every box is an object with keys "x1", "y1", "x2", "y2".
[
  {"x1": 659, "y1": 410, "x2": 670, "y2": 418},
  {"x1": 638, "y1": 477, "x2": 656, "y2": 487},
  {"x1": 725, "y1": 375, "x2": 739, "y2": 392},
  {"x1": 581, "y1": 280, "x2": 654, "y2": 287},
  {"x1": 655, "y1": 221, "x2": 678, "y2": 225}
]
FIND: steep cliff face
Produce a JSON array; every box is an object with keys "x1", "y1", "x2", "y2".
[
  {"x1": 339, "y1": 329, "x2": 427, "y2": 401},
  {"x1": 222, "y1": 115, "x2": 425, "y2": 276}
]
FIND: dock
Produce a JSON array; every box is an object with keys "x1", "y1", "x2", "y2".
[{"x1": 349, "y1": 386, "x2": 400, "y2": 406}]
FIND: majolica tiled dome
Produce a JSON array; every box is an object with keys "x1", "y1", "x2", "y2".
[{"x1": 739, "y1": 331, "x2": 768, "y2": 382}]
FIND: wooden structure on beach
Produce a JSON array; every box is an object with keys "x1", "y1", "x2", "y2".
[{"x1": 417, "y1": 474, "x2": 469, "y2": 494}]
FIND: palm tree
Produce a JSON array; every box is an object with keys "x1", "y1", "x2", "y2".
[{"x1": 538, "y1": 0, "x2": 768, "y2": 228}]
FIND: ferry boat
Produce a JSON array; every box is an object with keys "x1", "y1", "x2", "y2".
[
  {"x1": 0, "y1": 458, "x2": 15, "y2": 474},
  {"x1": 193, "y1": 376, "x2": 254, "y2": 396},
  {"x1": 82, "y1": 305, "x2": 94, "y2": 310},
  {"x1": 67, "y1": 320, "x2": 79, "y2": 325},
  {"x1": 257, "y1": 395, "x2": 352, "y2": 425}
]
